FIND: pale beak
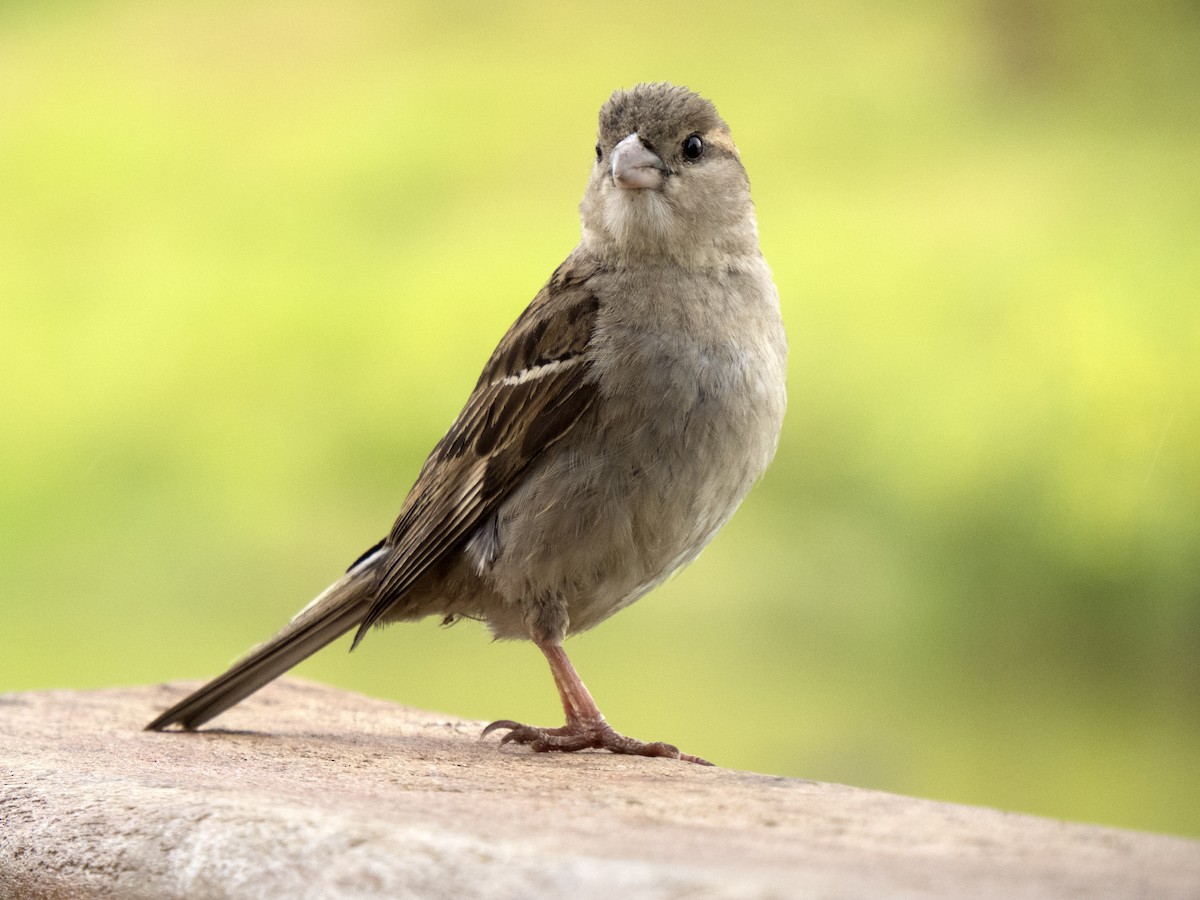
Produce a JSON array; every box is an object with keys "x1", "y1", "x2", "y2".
[{"x1": 611, "y1": 133, "x2": 666, "y2": 190}]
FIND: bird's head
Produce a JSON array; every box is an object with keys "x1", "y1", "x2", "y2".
[{"x1": 580, "y1": 83, "x2": 759, "y2": 269}]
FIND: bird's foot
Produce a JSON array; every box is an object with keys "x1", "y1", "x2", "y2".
[{"x1": 481, "y1": 717, "x2": 713, "y2": 766}]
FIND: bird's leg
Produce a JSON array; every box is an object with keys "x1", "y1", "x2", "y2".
[
  {"x1": 544, "y1": 640, "x2": 604, "y2": 730},
  {"x1": 482, "y1": 639, "x2": 713, "y2": 765}
]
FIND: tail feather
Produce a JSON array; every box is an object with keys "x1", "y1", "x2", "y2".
[{"x1": 145, "y1": 569, "x2": 375, "y2": 732}]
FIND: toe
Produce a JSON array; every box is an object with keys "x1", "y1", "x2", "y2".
[{"x1": 480, "y1": 717, "x2": 713, "y2": 764}]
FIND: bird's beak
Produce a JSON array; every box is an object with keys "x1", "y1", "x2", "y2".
[{"x1": 611, "y1": 133, "x2": 666, "y2": 190}]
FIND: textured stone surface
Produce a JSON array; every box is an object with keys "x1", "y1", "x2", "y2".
[{"x1": 2, "y1": 679, "x2": 1198, "y2": 899}]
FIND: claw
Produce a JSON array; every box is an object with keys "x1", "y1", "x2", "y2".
[
  {"x1": 480, "y1": 719, "x2": 522, "y2": 739},
  {"x1": 478, "y1": 717, "x2": 713, "y2": 765}
]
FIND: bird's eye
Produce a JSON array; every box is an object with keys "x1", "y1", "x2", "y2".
[
  {"x1": 682, "y1": 134, "x2": 704, "y2": 161},
  {"x1": 595, "y1": 142, "x2": 602, "y2": 162}
]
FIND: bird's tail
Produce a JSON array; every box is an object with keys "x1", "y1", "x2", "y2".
[{"x1": 144, "y1": 553, "x2": 382, "y2": 732}]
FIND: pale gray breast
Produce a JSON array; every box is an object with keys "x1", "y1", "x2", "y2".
[{"x1": 480, "y1": 262, "x2": 786, "y2": 635}]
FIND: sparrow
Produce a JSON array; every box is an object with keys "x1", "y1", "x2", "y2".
[{"x1": 146, "y1": 82, "x2": 788, "y2": 766}]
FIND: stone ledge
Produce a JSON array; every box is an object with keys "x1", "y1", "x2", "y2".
[{"x1": 2, "y1": 679, "x2": 1197, "y2": 899}]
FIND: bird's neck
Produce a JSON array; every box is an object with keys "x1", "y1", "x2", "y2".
[{"x1": 580, "y1": 217, "x2": 762, "y2": 272}]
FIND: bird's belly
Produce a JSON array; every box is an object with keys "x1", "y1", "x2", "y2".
[{"x1": 480, "y1": 340, "x2": 783, "y2": 639}]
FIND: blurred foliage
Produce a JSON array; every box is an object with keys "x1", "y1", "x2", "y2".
[{"x1": 2, "y1": 0, "x2": 1198, "y2": 837}]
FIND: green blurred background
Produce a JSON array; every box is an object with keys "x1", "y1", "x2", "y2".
[{"x1": 3, "y1": 0, "x2": 1198, "y2": 837}]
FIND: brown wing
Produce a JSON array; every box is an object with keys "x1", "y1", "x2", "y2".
[{"x1": 352, "y1": 257, "x2": 603, "y2": 646}]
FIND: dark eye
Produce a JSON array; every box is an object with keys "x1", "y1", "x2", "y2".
[
  {"x1": 595, "y1": 142, "x2": 602, "y2": 162},
  {"x1": 682, "y1": 134, "x2": 704, "y2": 161}
]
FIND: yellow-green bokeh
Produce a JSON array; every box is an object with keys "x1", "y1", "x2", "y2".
[{"x1": 2, "y1": 0, "x2": 1198, "y2": 838}]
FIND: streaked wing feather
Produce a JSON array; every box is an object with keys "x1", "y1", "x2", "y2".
[{"x1": 352, "y1": 263, "x2": 603, "y2": 644}]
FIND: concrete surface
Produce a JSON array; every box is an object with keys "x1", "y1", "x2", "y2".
[{"x1": 2, "y1": 679, "x2": 1198, "y2": 899}]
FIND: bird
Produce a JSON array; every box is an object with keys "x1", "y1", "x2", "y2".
[{"x1": 145, "y1": 82, "x2": 787, "y2": 766}]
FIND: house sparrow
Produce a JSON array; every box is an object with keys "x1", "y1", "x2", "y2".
[{"x1": 146, "y1": 82, "x2": 787, "y2": 766}]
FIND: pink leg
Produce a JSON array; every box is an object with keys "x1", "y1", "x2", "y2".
[
  {"x1": 482, "y1": 639, "x2": 713, "y2": 766},
  {"x1": 542, "y1": 641, "x2": 604, "y2": 727}
]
